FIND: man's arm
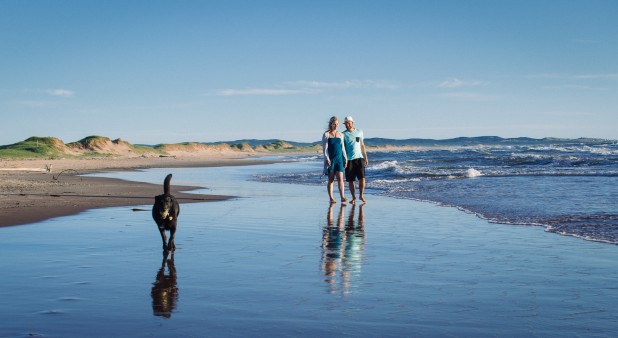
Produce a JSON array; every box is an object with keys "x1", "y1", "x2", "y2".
[{"x1": 361, "y1": 131, "x2": 368, "y2": 165}]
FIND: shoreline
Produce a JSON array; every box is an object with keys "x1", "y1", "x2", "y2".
[{"x1": 0, "y1": 156, "x2": 279, "y2": 227}]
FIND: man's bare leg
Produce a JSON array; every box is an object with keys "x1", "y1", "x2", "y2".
[
  {"x1": 348, "y1": 181, "x2": 357, "y2": 204},
  {"x1": 359, "y1": 178, "x2": 366, "y2": 203}
]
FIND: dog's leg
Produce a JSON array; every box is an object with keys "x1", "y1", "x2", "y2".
[
  {"x1": 167, "y1": 225, "x2": 176, "y2": 251},
  {"x1": 159, "y1": 227, "x2": 168, "y2": 251}
]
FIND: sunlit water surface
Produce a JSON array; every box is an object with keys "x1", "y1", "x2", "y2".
[{"x1": 2, "y1": 162, "x2": 618, "y2": 337}]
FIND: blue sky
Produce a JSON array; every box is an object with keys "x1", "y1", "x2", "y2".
[{"x1": 1, "y1": 1, "x2": 617, "y2": 145}]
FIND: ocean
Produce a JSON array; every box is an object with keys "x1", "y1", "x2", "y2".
[{"x1": 256, "y1": 140, "x2": 618, "y2": 244}]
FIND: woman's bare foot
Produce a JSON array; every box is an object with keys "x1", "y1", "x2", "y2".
[
  {"x1": 341, "y1": 197, "x2": 348, "y2": 203},
  {"x1": 350, "y1": 199, "x2": 356, "y2": 205},
  {"x1": 330, "y1": 198, "x2": 337, "y2": 204},
  {"x1": 360, "y1": 196, "x2": 366, "y2": 203}
]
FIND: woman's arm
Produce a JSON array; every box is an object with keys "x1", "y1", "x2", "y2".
[
  {"x1": 322, "y1": 132, "x2": 330, "y2": 162},
  {"x1": 339, "y1": 132, "x2": 348, "y2": 166}
]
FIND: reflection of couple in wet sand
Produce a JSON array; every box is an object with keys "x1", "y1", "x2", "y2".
[
  {"x1": 151, "y1": 252, "x2": 178, "y2": 318},
  {"x1": 321, "y1": 202, "x2": 366, "y2": 296}
]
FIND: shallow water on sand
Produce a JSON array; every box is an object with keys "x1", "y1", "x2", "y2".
[{"x1": 2, "y1": 162, "x2": 618, "y2": 337}]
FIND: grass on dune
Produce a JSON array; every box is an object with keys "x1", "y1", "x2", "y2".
[{"x1": 0, "y1": 137, "x2": 63, "y2": 159}]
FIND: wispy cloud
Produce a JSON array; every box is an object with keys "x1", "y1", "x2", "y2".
[
  {"x1": 438, "y1": 91, "x2": 497, "y2": 101},
  {"x1": 527, "y1": 72, "x2": 617, "y2": 91},
  {"x1": 542, "y1": 84, "x2": 607, "y2": 90},
  {"x1": 525, "y1": 73, "x2": 563, "y2": 79},
  {"x1": 436, "y1": 78, "x2": 485, "y2": 88},
  {"x1": 216, "y1": 88, "x2": 318, "y2": 96},
  {"x1": 47, "y1": 89, "x2": 75, "y2": 97},
  {"x1": 574, "y1": 73, "x2": 618, "y2": 80},
  {"x1": 213, "y1": 80, "x2": 398, "y2": 96},
  {"x1": 527, "y1": 73, "x2": 618, "y2": 80},
  {"x1": 286, "y1": 80, "x2": 399, "y2": 90}
]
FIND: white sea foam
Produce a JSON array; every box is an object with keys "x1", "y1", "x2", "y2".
[
  {"x1": 371, "y1": 160, "x2": 399, "y2": 170},
  {"x1": 510, "y1": 153, "x2": 552, "y2": 160},
  {"x1": 587, "y1": 146, "x2": 618, "y2": 156},
  {"x1": 369, "y1": 160, "x2": 418, "y2": 175},
  {"x1": 371, "y1": 178, "x2": 421, "y2": 185},
  {"x1": 465, "y1": 168, "x2": 482, "y2": 178},
  {"x1": 296, "y1": 155, "x2": 321, "y2": 161}
]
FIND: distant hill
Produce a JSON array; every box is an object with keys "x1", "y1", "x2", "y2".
[
  {"x1": 203, "y1": 139, "x2": 319, "y2": 148},
  {"x1": 0, "y1": 136, "x2": 320, "y2": 159},
  {"x1": 210, "y1": 136, "x2": 614, "y2": 148},
  {"x1": 363, "y1": 136, "x2": 613, "y2": 147},
  {"x1": 0, "y1": 136, "x2": 165, "y2": 159}
]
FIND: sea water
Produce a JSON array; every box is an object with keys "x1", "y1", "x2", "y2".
[{"x1": 256, "y1": 141, "x2": 618, "y2": 244}]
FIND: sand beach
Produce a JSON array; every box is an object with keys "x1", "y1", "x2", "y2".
[{"x1": 0, "y1": 156, "x2": 277, "y2": 227}]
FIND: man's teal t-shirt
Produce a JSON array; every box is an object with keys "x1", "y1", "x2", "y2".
[{"x1": 343, "y1": 129, "x2": 364, "y2": 160}]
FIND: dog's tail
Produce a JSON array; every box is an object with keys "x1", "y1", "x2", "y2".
[{"x1": 163, "y1": 174, "x2": 172, "y2": 194}]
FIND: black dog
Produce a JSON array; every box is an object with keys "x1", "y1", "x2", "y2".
[{"x1": 152, "y1": 174, "x2": 180, "y2": 252}]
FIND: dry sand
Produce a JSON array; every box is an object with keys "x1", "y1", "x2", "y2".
[{"x1": 0, "y1": 155, "x2": 277, "y2": 227}]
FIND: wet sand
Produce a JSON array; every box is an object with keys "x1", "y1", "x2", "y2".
[
  {"x1": 2, "y1": 163, "x2": 618, "y2": 337},
  {"x1": 0, "y1": 156, "x2": 275, "y2": 227}
]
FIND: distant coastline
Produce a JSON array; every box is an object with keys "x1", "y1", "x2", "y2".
[{"x1": 1, "y1": 135, "x2": 615, "y2": 160}]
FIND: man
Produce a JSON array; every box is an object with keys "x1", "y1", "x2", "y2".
[{"x1": 342, "y1": 116, "x2": 368, "y2": 204}]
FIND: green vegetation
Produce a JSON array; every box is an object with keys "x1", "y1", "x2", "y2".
[
  {"x1": 132, "y1": 144, "x2": 165, "y2": 156},
  {"x1": 260, "y1": 141, "x2": 320, "y2": 153},
  {"x1": 66, "y1": 135, "x2": 110, "y2": 149},
  {"x1": 0, "y1": 137, "x2": 64, "y2": 158}
]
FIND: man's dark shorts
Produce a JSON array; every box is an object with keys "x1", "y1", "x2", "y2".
[{"x1": 346, "y1": 158, "x2": 366, "y2": 182}]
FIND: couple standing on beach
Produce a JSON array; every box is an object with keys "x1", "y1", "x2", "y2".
[{"x1": 322, "y1": 116, "x2": 369, "y2": 204}]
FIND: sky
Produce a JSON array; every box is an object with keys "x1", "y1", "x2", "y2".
[{"x1": 1, "y1": 0, "x2": 617, "y2": 145}]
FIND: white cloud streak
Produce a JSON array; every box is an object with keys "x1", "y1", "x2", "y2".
[
  {"x1": 286, "y1": 80, "x2": 399, "y2": 89},
  {"x1": 47, "y1": 89, "x2": 75, "y2": 97},
  {"x1": 574, "y1": 73, "x2": 618, "y2": 80},
  {"x1": 436, "y1": 78, "x2": 484, "y2": 88},
  {"x1": 214, "y1": 80, "x2": 398, "y2": 96},
  {"x1": 527, "y1": 73, "x2": 618, "y2": 80},
  {"x1": 438, "y1": 91, "x2": 497, "y2": 101},
  {"x1": 542, "y1": 84, "x2": 607, "y2": 90},
  {"x1": 216, "y1": 88, "x2": 319, "y2": 96}
]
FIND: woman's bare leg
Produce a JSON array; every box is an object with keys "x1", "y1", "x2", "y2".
[
  {"x1": 327, "y1": 172, "x2": 336, "y2": 203},
  {"x1": 337, "y1": 172, "x2": 347, "y2": 202}
]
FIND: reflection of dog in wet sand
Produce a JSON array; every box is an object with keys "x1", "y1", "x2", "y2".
[
  {"x1": 152, "y1": 174, "x2": 180, "y2": 252},
  {"x1": 151, "y1": 252, "x2": 178, "y2": 318}
]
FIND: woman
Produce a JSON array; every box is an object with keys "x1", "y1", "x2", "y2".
[{"x1": 322, "y1": 116, "x2": 348, "y2": 203}]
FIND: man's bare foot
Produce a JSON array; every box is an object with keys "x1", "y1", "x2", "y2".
[
  {"x1": 350, "y1": 199, "x2": 356, "y2": 205},
  {"x1": 330, "y1": 198, "x2": 337, "y2": 204},
  {"x1": 360, "y1": 196, "x2": 366, "y2": 203},
  {"x1": 341, "y1": 197, "x2": 348, "y2": 203}
]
